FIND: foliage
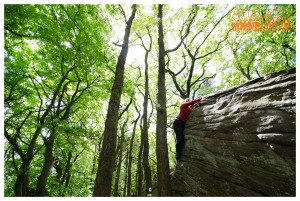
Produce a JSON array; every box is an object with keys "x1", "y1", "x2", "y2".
[
  {"x1": 4, "y1": 4, "x2": 295, "y2": 197},
  {"x1": 4, "y1": 4, "x2": 114, "y2": 196},
  {"x1": 221, "y1": 4, "x2": 295, "y2": 87}
]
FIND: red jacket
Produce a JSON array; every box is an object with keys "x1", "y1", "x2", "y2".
[{"x1": 176, "y1": 98, "x2": 202, "y2": 122}]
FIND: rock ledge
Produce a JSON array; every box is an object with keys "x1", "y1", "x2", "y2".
[{"x1": 171, "y1": 68, "x2": 296, "y2": 196}]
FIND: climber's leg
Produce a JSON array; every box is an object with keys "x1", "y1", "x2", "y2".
[{"x1": 173, "y1": 118, "x2": 185, "y2": 161}]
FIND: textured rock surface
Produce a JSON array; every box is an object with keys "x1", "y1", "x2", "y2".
[{"x1": 170, "y1": 68, "x2": 296, "y2": 196}]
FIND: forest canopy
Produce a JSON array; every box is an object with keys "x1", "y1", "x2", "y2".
[{"x1": 4, "y1": 4, "x2": 295, "y2": 196}]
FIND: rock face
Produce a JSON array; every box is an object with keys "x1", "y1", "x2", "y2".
[{"x1": 170, "y1": 68, "x2": 296, "y2": 196}]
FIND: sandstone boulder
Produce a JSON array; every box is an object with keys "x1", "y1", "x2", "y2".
[{"x1": 171, "y1": 68, "x2": 296, "y2": 196}]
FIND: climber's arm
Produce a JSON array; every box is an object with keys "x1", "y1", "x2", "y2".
[{"x1": 182, "y1": 98, "x2": 202, "y2": 107}]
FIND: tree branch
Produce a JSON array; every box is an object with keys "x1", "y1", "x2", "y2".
[
  {"x1": 4, "y1": 128, "x2": 26, "y2": 160},
  {"x1": 164, "y1": 6, "x2": 197, "y2": 55},
  {"x1": 282, "y1": 47, "x2": 292, "y2": 68},
  {"x1": 118, "y1": 97, "x2": 133, "y2": 120},
  {"x1": 196, "y1": 28, "x2": 231, "y2": 60},
  {"x1": 118, "y1": 5, "x2": 128, "y2": 23},
  {"x1": 190, "y1": 60, "x2": 209, "y2": 87}
]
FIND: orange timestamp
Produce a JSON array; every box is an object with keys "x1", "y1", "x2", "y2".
[{"x1": 231, "y1": 8, "x2": 291, "y2": 31}]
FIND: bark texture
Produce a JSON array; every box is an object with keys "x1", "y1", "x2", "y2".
[
  {"x1": 170, "y1": 68, "x2": 296, "y2": 196},
  {"x1": 35, "y1": 131, "x2": 55, "y2": 196},
  {"x1": 139, "y1": 26, "x2": 153, "y2": 196},
  {"x1": 156, "y1": 4, "x2": 171, "y2": 196},
  {"x1": 93, "y1": 4, "x2": 137, "y2": 196}
]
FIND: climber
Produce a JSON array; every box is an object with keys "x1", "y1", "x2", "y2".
[{"x1": 173, "y1": 97, "x2": 202, "y2": 161}]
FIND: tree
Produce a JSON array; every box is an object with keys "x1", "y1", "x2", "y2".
[
  {"x1": 4, "y1": 4, "x2": 113, "y2": 196},
  {"x1": 137, "y1": 108, "x2": 144, "y2": 196},
  {"x1": 137, "y1": 26, "x2": 153, "y2": 196},
  {"x1": 113, "y1": 117, "x2": 129, "y2": 196},
  {"x1": 4, "y1": 4, "x2": 295, "y2": 197},
  {"x1": 126, "y1": 105, "x2": 141, "y2": 196},
  {"x1": 93, "y1": 4, "x2": 137, "y2": 196},
  {"x1": 221, "y1": 4, "x2": 295, "y2": 87},
  {"x1": 166, "y1": 5, "x2": 234, "y2": 99},
  {"x1": 227, "y1": 33, "x2": 263, "y2": 80},
  {"x1": 156, "y1": 4, "x2": 191, "y2": 196}
]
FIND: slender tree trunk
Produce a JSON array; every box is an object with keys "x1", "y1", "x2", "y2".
[
  {"x1": 137, "y1": 26, "x2": 153, "y2": 196},
  {"x1": 35, "y1": 129, "x2": 56, "y2": 196},
  {"x1": 186, "y1": 59, "x2": 196, "y2": 98},
  {"x1": 156, "y1": 4, "x2": 171, "y2": 196},
  {"x1": 113, "y1": 118, "x2": 128, "y2": 196},
  {"x1": 64, "y1": 167, "x2": 71, "y2": 189},
  {"x1": 127, "y1": 107, "x2": 140, "y2": 196},
  {"x1": 240, "y1": 67, "x2": 252, "y2": 80},
  {"x1": 93, "y1": 5, "x2": 137, "y2": 197},
  {"x1": 54, "y1": 160, "x2": 62, "y2": 182},
  {"x1": 142, "y1": 43, "x2": 152, "y2": 196},
  {"x1": 137, "y1": 118, "x2": 144, "y2": 196},
  {"x1": 53, "y1": 149, "x2": 83, "y2": 196},
  {"x1": 91, "y1": 134, "x2": 104, "y2": 176},
  {"x1": 123, "y1": 151, "x2": 129, "y2": 197},
  {"x1": 59, "y1": 151, "x2": 72, "y2": 196}
]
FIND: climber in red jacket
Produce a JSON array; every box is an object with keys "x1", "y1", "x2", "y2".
[{"x1": 173, "y1": 97, "x2": 202, "y2": 161}]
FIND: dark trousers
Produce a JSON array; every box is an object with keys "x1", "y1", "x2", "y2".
[{"x1": 173, "y1": 118, "x2": 186, "y2": 159}]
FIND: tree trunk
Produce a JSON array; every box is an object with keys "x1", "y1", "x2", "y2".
[
  {"x1": 240, "y1": 67, "x2": 252, "y2": 80},
  {"x1": 127, "y1": 107, "x2": 140, "y2": 196},
  {"x1": 59, "y1": 151, "x2": 72, "y2": 196},
  {"x1": 142, "y1": 41, "x2": 152, "y2": 196},
  {"x1": 156, "y1": 4, "x2": 171, "y2": 196},
  {"x1": 35, "y1": 130, "x2": 56, "y2": 196},
  {"x1": 91, "y1": 134, "x2": 104, "y2": 176},
  {"x1": 93, "y1": 4, "x2": 137, "y2": 197},
  {"x1": 137, "y1": 118, "x2": 144, "y2": 196},
  {"x1": 123, "y1": 151, "x2": 128, "y2": 197},
  {"x1": 113, "y1": 118, "x2": 128, "y2": 196},
  {"x1": 14, "y1": 162, "x2": 30, "y2": 196}
]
